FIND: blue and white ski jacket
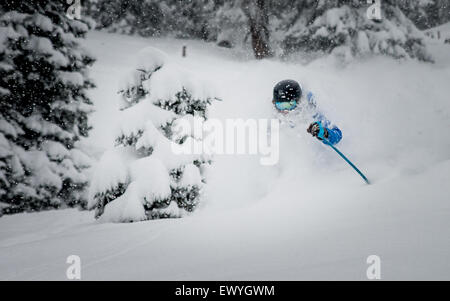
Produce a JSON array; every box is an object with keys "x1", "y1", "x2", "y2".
[{"x1": 277, "y1": 91, "x2": 342, "y2": 146}]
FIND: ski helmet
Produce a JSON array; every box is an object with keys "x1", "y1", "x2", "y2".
[{"x1": 273, "y1": 80, "x2": 302, "y2": 103}]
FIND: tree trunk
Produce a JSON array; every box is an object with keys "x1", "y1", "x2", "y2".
[{"x1": 242, "y1": 0, "x2": 272, "y2": 59}]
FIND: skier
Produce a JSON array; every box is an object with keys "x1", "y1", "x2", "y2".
[{"x1": 272, "y1": 79, "x2": 342, "y2": 145}]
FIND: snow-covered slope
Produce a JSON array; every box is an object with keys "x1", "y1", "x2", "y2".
[{"x1": 1, "y1": 31, "x2": 450, "y2": 280}]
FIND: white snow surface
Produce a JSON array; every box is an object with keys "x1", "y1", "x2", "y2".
[{"x1": 1, "y1": 31, "x2": 450, "y2": 280}]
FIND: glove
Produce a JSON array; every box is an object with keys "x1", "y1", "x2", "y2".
[{"x1": 307, "y1": 122, "x2": 328, "y2": 140}]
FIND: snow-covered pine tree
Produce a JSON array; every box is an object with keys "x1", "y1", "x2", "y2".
[
  {"x1": 88, "y1": 0, "x2": 217, "y2": 40},
  {"x1": 88, "y1": 47, "x2": 216, "y2": 223},
  {"x1": 397, "y1": 0, "x2": 435, "y2": 30},
  {"x1": 208, "y1": 0, "x2": 249, "y2": 48},
  {"x1": 399, "y1": 0, "x2": 450, "y2": 30},
  {"x1": 283, "y1": 0, "x2": 433, "y2": 62},
  {"x1": 0, "y1": 0, "x2": 95, "y2": 214},
  {"x1": 89, "y1": 0, "x2": 167, "y2": 37},
  {"x1": 163, "y1": 0, "x2": 216, "y2": 40}
]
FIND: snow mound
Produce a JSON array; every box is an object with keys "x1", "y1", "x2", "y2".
[
  {"x1": 115, "y1": 100, "x2": 176, "y2": 141},
  {"x1": 88, "y1": 147, "x2": 134, "y2": 209},
  {"x1": 129, "y1": 157, "x2": 172, "y2": 203},
  {"x1": 146, "y1": 62, "x2": 217, "y2": 103},
  {"x1": 90, "y1": 44, "x2": 215, "y2": 222},
  {"x1": 118, "y1": 46, "x2": 168, "y2": 93}
]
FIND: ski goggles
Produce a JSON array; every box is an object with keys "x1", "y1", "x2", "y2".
[{"x1": 274, "y1": 100, "x2": 298, "y2": 111}]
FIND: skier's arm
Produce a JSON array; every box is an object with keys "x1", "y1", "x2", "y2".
[{"x1": 306, "y1": 92, "x2": 342, "y2": 145}]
